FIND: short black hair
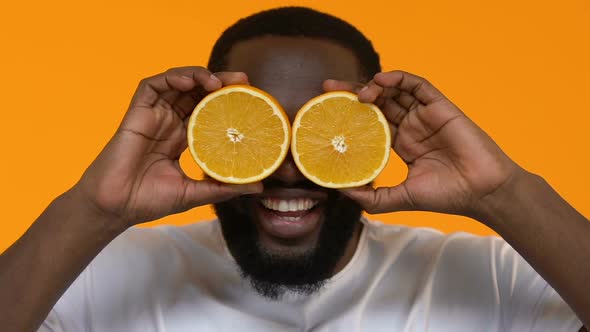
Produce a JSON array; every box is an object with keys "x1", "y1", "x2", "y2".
[{"x1": 208, "y1": 7, "x2": 381, "y2": 80}]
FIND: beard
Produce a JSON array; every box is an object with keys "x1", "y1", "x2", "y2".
[{"x1": 213, "y1": 181, "x2": 363, "y2": 300}]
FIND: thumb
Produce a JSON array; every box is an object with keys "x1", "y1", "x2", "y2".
[
  {"x1": 180, "y1": 179, "x2": 263, "y2": 211},
  {"x1": 340, "y1": 183, "x2": 416, "y2": 214}
]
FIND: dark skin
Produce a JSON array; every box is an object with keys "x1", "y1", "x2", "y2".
[
  {"x1": 223, "y1": 36, "x2": 363, "y2": 269},
  {"x1": 0, "y1": 36, "x2": 587, "y2": 331}
]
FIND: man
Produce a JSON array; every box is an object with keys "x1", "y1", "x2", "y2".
[{"x1": 0, "y1": 6, "x2": 588, "y2": 331}]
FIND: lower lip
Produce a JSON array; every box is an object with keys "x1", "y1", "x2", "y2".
[{"x1": 256, "y1": 202, "x2": 322, "y2": 239}]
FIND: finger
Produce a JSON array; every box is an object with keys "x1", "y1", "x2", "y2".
[
  {"x1": 357, "y1": 81, "x2": 408, "y2": 105},
  {"x1": 373, "y1": 71, "x2": 445, "y2": 105},
  {"x1": 389, "y1": 123, "x2": 397, "y2": 146},
  {"x1": 172, "y1": 92, "x2": 203, "y2": 120},
  {"x1": 171, "y1": 71, "x2": 252, "y2": 122},
  {"x1": 395, "y1": 91, "x2": 423, "y2": 112},
  {"x1": 166, "y1": 66, "x2": 222, "y2": 93},
  {"x1": 322, "y1": 79, "x2": 408, "y2": 130},
  {"x1": 322, "y1": 79, "x2": 365, "y2": 93},
  {"x1": 132, "y1": 66, "x2": 221, "y2": 108},
  {"x1": 214, "y1": 72, "x2": 250, "y2": 86},
  {"x1": 323, "y1": 79, "x2": 403, "y2": 108},
  {"x1": 357, "y1": 81, "x2": 383, "y2": 103},
  {"x1": 340, "y1": 183, "x2": 416, "y2": 214},
  {"x1": 380, "y1": 98, "x2": 408, "y2": 126},
  {"x1": 172, "y1": 71, "x2": 250, "y2": 119},
  {"x1": 180, "y1": 179, "x2": 263, "y2": 211}
]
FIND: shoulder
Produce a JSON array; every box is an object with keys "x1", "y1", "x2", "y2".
[
  {"x1": 47, "y1": 220, "x2": 226, "y2": 329},
  {"x1": 58, "y1": 221, "x2": 224, "y2": 306},
  {"x1": 363, "y1": 218, "x2": 507, "y2": 256},
  {"x1": 357, "y1": 220, "x2": 581, "y2": 330},
  {"x1": 361, "y1": 219, "x2": 519, "y2": 280},
  {"x1": 361, "y1": 219, "x2": 565, "y2": 310},
  {"x1": 91, "y1": 220, "x2": 226, "y2": 279},
  {"x1": 103, "y1": 219, "x2": 223, "y2": 255}
]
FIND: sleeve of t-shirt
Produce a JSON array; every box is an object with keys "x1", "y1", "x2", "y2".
[
  {"x1": 39, "y1": 310, "x2": 73, "y2": 332},
  {"x1": 37, "y1": 268, "x2": 91, "y2": 332},
  {"x1": 37, "y1": 226, "x2": 164, "y2": 332},
  {"x1": 492, "y1": 237, "x2": 583, "y2": 332}
]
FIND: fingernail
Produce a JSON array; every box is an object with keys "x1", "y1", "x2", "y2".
[
  {"x1": 210, "y1": 74, "x2": 221, "y2": 82},
  {"x1": 359, "y1": 86, "x2": 369, "y2": 93},
  {"x1": 181, "y1": 75, "x2": 193, "y2": 81}
]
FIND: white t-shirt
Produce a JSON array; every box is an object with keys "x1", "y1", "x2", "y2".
[{"x1": 40, "y1": 219, "x2": 582, "y2": 332}]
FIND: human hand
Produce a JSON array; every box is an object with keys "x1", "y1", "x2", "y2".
[
  {"x1": 323, "y1": 71, "x2": 523, "y2": 218},
  {"x1": 74, "y1": 67, "x2": 262, "y2": 227}
]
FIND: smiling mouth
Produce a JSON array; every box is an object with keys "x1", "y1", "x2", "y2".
[
  {"x1": 256, "y1": 196, "x2": 323, "y2": 240},
  {"x1": 260, "y1": 198, "x2": 319, "y2": 218}
]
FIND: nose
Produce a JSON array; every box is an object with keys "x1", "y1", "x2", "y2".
[{"x1": 268, "y1": 152, "x2": 307, "y2": 186}]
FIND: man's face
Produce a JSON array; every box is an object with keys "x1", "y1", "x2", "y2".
[{"x1": 213, "y1": 36, "x2": 365, "y2": 299}]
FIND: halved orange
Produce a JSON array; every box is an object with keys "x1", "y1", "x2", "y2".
[
  {"x1": 187, "y1": 85, "x2": 290, "y2": 184},
  {"x1": 291, "y1": 91, "x2": 391, "y2": 188}
]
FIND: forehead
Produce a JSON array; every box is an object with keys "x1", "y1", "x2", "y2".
[{"x1": 224, "y1": 36, "x2": 362, "y2": 120}]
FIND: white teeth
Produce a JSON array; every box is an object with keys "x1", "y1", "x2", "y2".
[
  {"x1": 288, "y1": 200, "x2": 298, "y2": 211},
  {"x1": 278, "y1": 200, "x2": 288, "y2": 212},
  {"x1": 261, "y1": 198, "x2": 318, "y2": 212}
]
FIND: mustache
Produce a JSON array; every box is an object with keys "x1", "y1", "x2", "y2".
[
  {"x1": 261, "y1": 178, "x2": 328, "y2": 192},
  {"x1": 260, "y1": 178, "x2": 347, "y2": 203},
  {"x1": 206, "y1": 173, "x2": 323, "y2": 191}
]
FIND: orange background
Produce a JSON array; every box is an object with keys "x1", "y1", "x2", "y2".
[{"x1": 1, "y1": 0, "x2": 589, "y2": 252}]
